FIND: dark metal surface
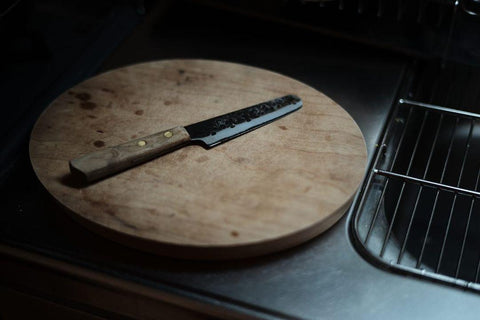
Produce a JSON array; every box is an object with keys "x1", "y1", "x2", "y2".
[
  {"x1": 351, "y1": 97, "x2": 480, "y2": 292},
  {"x1": 186, "y1": 95, "x2": 302, "y2": 147},
  {"x1": 2, "y1": 1, "x2": 480, "y2": 319},
  {"x1": 197, "y1": 0, "x2": 480, "y2": 66}
]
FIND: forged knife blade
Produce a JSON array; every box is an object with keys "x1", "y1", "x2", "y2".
[{"x1": 70, "y1": 95, "x2": 302, "y2": 182}]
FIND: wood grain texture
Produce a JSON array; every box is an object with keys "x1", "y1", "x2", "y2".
[
  {"x1": 69, "y1": 126, "x2": 191, "y2": 182},
  {"x1": 29, "y1": 59, "x2": 367, "y2": 259}
]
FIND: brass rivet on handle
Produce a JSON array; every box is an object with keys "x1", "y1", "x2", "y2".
[
  {"x1": 164, "y1": 131, "x2": 173, "y2": 138},
  {"x1": 137, "y1": 140, "x2": 146, "y2": 146}
]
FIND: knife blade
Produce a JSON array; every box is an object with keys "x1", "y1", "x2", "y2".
[{"x1": 69, "y1": 95, "x2": 302, "y2": 182}]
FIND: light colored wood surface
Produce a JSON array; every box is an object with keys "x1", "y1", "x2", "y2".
[{"x1": 29, "y1": 59, "x2": 367, "y2": 259}]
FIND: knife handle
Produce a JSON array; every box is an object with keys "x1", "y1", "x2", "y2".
[{"x1": 69, "y1": 126, "x2": 191, "y2": 183}]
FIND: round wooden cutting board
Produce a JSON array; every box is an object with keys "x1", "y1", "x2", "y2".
[{"x1": 29, "y1": 59, "x2": 367, "y2": 259}]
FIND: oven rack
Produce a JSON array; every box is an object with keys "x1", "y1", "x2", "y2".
[
  {"x1": 351, "y1": 98, "x2": 480, "y2": 291},
  {"x1": 294, "y1": 0, "x2": 457, "y2": 24}
]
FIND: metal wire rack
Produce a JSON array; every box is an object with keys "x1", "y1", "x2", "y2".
[
  {"x1": 351, "y1": 98, "x2": 480, "y2": 291},
  {"x1": 296, "y1": 0, "x2": 456, "y2": 24}
]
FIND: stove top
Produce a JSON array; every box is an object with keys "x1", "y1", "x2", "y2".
[{"x1": 2, "y1": 1, "x2": 480, "y2": 319}]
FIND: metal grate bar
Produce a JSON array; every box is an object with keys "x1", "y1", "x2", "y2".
[
  {"x1": 397, "y1": 113, "x2": 445, "y2": 263},
  {"x1": 362, "y1": 107, "x2": 415, "y2": 244},
  {"x1": 416, "y1": 117, "x2": 458, "y2": 268},
  {"x1": 358, "y1": 0, "x2": 365, "y2": 14},
  {"x1": 442, "y1": 0, "x2": 460, "y2": 67},
  {"x1": 474, "y1": 170, "x2": 480, "y2": 282},
  {"x1": 397, "y1": 0, "x2": 404, "y2": 21},
  {"x1": 400, "y1": 99, "x2": 480, "y2": 119},
  {"x1": 373, "y1": 169, "x2": 480, "y2": 198},
  {"x1": 379, "y1": 110, "x2": 430, "y2": 257},
  {"x1": 436, "y1": 119, "x2": 476, "y2": 272},
  {"x1": 377, "y1": 0, "x2": 384, "y2": 17},
  {"x1": 457, "y1": 168, "x2": 480, "y2": 279},
  {"x1": 436, "y1": 2, "x2": 446, "y2": 27},
  {"x1": 417, "y1": 0, "x2": 427, "y2": 23}
]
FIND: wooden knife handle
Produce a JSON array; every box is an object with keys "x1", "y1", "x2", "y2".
[{"x1": 69, "y1": 126, "x2": 191, "y2": 183}]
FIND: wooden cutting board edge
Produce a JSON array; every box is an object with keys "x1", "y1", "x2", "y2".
[
  {"x1": 28, "y1": 58, "x2": 367, "y2": 260},
  {"x1": 47, "y1": 189, "x2": 355, "y2": 260}
]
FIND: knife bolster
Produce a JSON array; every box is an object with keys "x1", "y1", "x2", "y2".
[{"x1": 69, "y1": 126, "x2": 191, "y2": 183}]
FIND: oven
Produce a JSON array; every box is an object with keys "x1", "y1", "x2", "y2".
[{"x1": 2, "y1": 0, "x2": 480, "y2": 319}]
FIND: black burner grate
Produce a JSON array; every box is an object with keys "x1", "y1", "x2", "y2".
[{"x1": 351, "y1": 98, "x2": 480, "y2": 290}]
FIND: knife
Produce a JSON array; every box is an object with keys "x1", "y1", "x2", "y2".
[{"x1": 69, "y1": 94, "x2": 302, "y2": 182}]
